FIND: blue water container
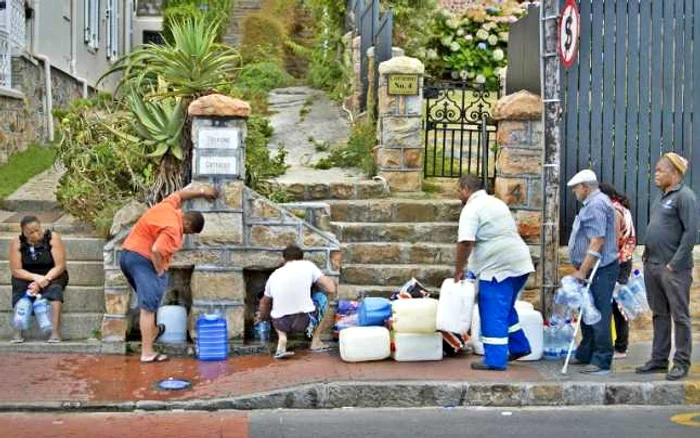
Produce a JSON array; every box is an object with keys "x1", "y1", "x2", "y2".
[
  {"x1": 358, "y1": 297, "x2": 392, "y2": 326},
  {"x1": 196, "y1": 313, "x2": 229, "y2": 361}
]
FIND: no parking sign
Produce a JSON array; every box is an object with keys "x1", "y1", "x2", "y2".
[{"x1": 558, "y1": 0, "x2": 580, "y2": 68}]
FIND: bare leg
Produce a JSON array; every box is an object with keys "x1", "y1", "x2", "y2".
[
  {"x1": 310, "y1": 304, "x2": 332, "y2": 350},
  {"x1": 276, "y1": 329, "x2": 288, "y2": 353},
  {"x1": 50, "y1": 301, "x2": 62, "y2": 340},
  {"x1": 11, "y1": 330, "x2": 23, "y2": 343},
  {"x1": 140, "y1": 309, "x2": 158, "y2": 360}
]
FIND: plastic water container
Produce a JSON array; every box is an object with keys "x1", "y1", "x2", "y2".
[
  {"x1": 392, "y1": 332, "x2": 443, "y2": 362},
  {"x1": 253, "y1": 320, "x2": 271, "y2": 342},
  {"x1": 339, "y1": 326, "x2": 391, "y2": 362},
  {"x1": 558, "y1": 320, "x2": 575, "y2": 357},
  {"x1": 196, "y1": 313, "x2": 229, "y2": 361},
  {"x1": 358, "y1": 297, "x2": 392, "y2": 326},
  {"x1": 12, "y1": 292, "x2": 33, "y2": 331},
  {"x1": 513, "y1": 301, "x2": 543, "y2": 361},
  {"x1": 391, "y1": 298, "x2": 438, "y2": 333},
  {"x1": 33, "y1": 295, "x2": 52, "y2": 333},
  {"x1": 436, "y1": 279, "x2": 476, "y2": 334},
  {"x1": 471, "y1": 301, "x2": 543, "y2": 361},
  {"x1": 156, "y1": 305, "x2": 188, "y2": 343}
]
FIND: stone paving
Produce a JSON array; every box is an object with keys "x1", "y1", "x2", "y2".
[{"x1": 0, "y1": 342, "x2": 697, "y2": 410}]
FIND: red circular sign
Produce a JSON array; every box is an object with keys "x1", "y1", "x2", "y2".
[{"x1": 558, "y1": 0, "x2": 580, "y2": 68}]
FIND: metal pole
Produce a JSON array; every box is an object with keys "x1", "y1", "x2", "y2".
[{"x1": 539, "y1": 2, "x2": 562, "y2": 318}]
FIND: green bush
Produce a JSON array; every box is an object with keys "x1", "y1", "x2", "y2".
[
  {"x1": 236, "y1": 62, "x2": 294, "y2": 94},
  {"x1": 245, "y1": 114, "x2": 290, "y2": 191},
  {"x1": 240, "y1": 12, "x2": 287, "y2": 64},
  {"x1": 313, "y1": 121, "x2": 377, "y2": 177},
  {"x1": 162, "y1": 0, "x2": 233, "y2": 42}
]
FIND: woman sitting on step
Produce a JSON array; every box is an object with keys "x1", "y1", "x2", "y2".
[{"x1": 9, "y1": 215, "x2": 69, "y2": 343}]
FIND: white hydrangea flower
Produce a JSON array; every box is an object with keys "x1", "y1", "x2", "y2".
[
  {"x1": 499, "y1": 32, "x2": 509, "y2": 42},
  {"x1": 493, "y1": 49, "x2": 505, "y2": 61},
  {"x1": 456, "y1": 28, "x2": 465, "y2": 36},
  {"x1": 476, "y1": 29, "x2": 489, "y2": 40},
  {"x1": 441, "y1": 36, "x2": 453, "y2": 46},
  {"x1": 450, "y1": 41, "x2": 461, "y2": 52},
  {"x1": 464, "y1": 34, "x2": 474, "y2": 41},
  {"x1": 446, "y1": 18, "x2": 460, "y2": 29},
  {"x1": 426, "y1": 48, "x2": 438, "y2": 60},
  {"x1": 488, "y1": 35, "x2": 499, "y2": 46},
  {"x1": 476, "y1": 74, "x2": 486, "y2": 84}
]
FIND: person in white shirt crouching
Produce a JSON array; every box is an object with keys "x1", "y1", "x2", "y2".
[{"x1": 255, "y1": 244, "x2": 337, "y2": 359}]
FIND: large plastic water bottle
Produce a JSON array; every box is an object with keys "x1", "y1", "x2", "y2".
[
  {"x1": 253, "y1": 320, "x2": 271, "y2": 342},
  {"x1": 196, "y1": 313, "x2": 229, "y2": 361},
  {"x1": 32, "y1": 295, "x2": 53, "y2": 333},
  {"x1": 559, "y1": 320, "x2": 575, "y2": 357},
  {"x1": 580, "y1": 289, "x2": 602, "y2": 325},
  {"x1": 12, "y1": 292, "x2": 33, "y2": 331},
  {"x1": 627, "y1": 270, "x2": 650, "y2": 314},
  {"x1": 542, "y1": 322, "x2": 559, "y2": 360}
]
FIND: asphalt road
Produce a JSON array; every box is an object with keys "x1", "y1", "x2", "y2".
[{"x1": 1, "y1": 407, "x2": 699, "y2": 437}]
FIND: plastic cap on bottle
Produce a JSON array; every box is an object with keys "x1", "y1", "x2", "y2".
[{"x1": 633, "y1": 269, "x2": 640, "y2": 276}]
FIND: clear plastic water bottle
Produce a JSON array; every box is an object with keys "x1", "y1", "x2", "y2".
[
  {"x1": 580, "y1": 289, "x2": 602, "y2": 325},
  {"x1": 627, "y1": 270, "x2": 650, "y2": 314},
  {"x1": 543, "y1": 322, "x2": 559, "y2": 360},
  {"x1": 614, "y1": 283, "x2": 636, "y2": 319},
  {"x1": 12, "y1": 292, "x2": 33, "y2": 331},
  {"x1": 32, "y1": 295, "x2": 53, "y2": 333},
  {"x1": 559, "y1": 320, "x2": 575, "y2": 357},
  {"x1": 254, "y1": 320, "x2": 271, "y2": 342}
]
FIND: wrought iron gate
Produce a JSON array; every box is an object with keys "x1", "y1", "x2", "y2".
[{"x1": 423, "y1": 82, "x2": 499, "y2": 184}]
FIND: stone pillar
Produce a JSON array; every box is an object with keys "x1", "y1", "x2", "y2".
[
  {"x1": 187, "y1": 94, "x2": 250, "y2": 341},
  {"x1": 492, "y1": 91, "x2": 544, "y2": 308},
  {"x1": 366, "y1": 47, "x2": 376, "y2": 117},
  {"x1": 349, "y1": 35, "x2": 362, "y2": 113},
  {"x1": 376, "y1": 56, "x2": 424, "y2": 192}
]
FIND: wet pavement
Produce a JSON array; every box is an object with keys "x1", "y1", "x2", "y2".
[{"x1": 0, "y1": 342, "x2": 697, "y2": 407}]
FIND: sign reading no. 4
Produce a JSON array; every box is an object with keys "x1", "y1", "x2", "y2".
[{"x1": 388, "y1": 75, "x2": 419, "y2": 95}]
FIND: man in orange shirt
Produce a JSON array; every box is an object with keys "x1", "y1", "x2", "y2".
[{"x1": 120, "y1": 185, "x2": 217, "y2": 363}]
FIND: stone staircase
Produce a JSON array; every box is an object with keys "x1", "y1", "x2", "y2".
[
  {"x1": 222, "y1": 0, "x2": 263, "y2": 47},
  {"x1": 330, "y1": 197, "x2": 463, "y2": 299}
]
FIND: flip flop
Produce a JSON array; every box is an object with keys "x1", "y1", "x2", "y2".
[
  {"x1": 47, "y1": 337, "x2": 62, "y2": 344},
  {"x1": 140, "y1": 353, "x2": 169, "y2": 363},
  {"x1": 154, "y1": 324, "x2": 166, "y2": 342},
  {"x1": 10, "y1": 337, "x2": 24, "y2": 344},
  {"x1": 273, "y1": 351, "x2": 295, "y2": 359},
  {"x1": 310, "y1": 345, "x2": 333, "y2": 353}
]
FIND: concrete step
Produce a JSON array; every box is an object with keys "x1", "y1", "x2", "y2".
[
  {"x1": 268, "y1": 180, "x2": 389, "y2": 201},
  {"x1": 0, "y1": 340, "x2": 101, "y2": 354},
  {"x1": 0, "y1": 234, "x2": 105, "y2": 261},
  {"x1": 328, "y1": 199, "x2": 462, "y2": 223},
  {"x1": 331, "y1": 222, "x2": 458, "y2": 243},
  {"x1": 342, "y1": 242, "x2": 456, "y2": 265},
  {"x1": 0, "y1": 286, "x2": 105, "y2": 313},
  {"x1": 0, "y1": 214, "x2": 96, "y2": 235},
  {"x1": 1, "y1": 199, "x2": 59, "y2": 212},
  {"x1": 0, "y1": 261, "x2": 105, "y2": 287},
  {"x1": 0, "y1": 312, "x2": 103, "y2": 341},
  {"x1": 340, "y1": 263, "x2": 453, "y2": 289}
]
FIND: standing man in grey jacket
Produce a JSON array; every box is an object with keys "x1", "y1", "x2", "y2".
[{"x1": 636, "y1": 153, "x2": 698, "y2": 381}]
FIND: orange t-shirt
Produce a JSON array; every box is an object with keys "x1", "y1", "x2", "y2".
[{"x1": 122, "y1": 194, "x2": 183, "y2": 271}]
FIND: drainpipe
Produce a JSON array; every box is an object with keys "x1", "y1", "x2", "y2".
[
  {"x1": 29, "y1": 1, "x2": 54, "y2": 142},
  {"x1": 70, "y1": 0, "x2": 89, "y2": 98}
]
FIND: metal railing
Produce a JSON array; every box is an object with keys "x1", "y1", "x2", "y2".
[
  {"x1": 0, "y1": 29, "x2": 11, "y2": 88},
  {"x1": 0, "y1": 0, "x2": 25, "y2": 52}
]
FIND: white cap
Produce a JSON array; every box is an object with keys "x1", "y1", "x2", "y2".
[{"x1": 566, "y1": 169, "x2": 597, "y2": 187}]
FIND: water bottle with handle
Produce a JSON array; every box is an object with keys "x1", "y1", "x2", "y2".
[
  {"x1": 542, "y1": 322, "x2": 559, "y2": 360},
  {"x1": 12, "y1": 292, "x2": 33, "y2": 331},
  {"x1": 559, "y1": 320, "x2": 575, "y2": 357},
  {"x1": 32, "y1": 295, "x2": 53, "y2": 333},
  {"x1": 627, "y1": 269, "x2": 650, "y2": 315}
]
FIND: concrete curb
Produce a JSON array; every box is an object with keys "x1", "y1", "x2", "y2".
[{"x1": 1, "y1": 380, "x2": 698, "y2": 412}]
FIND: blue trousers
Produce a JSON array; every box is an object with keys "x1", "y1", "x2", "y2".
[
  {"x1": 479, "y1": 274, "x2": 531, "y2": 369},
  {"x1": 575, "y1": 261, "x2": 619, "y2": 370}
]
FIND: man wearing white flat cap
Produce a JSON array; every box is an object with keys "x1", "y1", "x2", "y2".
[{"x1": 566, "y1": 169, "x2": 619, "y2": 375}]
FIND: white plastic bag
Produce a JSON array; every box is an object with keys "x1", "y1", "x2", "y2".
[{"x1": 436, "y1": 278, "x2": 476, "y2": 334}]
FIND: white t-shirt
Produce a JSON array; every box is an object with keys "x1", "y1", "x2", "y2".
[
  {"x1": 458, "y1": 190, "x2": 534, "y2": 282},
  {"x1": 264, "y1": 260, "x2": 324, "y2": 319}
]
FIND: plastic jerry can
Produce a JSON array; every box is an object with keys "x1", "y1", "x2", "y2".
[
  {"x1": 436, "y1": 279, "x2": 476, "y2": 333},
  {"x1": 196, "y1": 313, "x2": 229, "y2": 361},
  {"x1": 391, "y1": 298, "x2": 438, "y2": 333},
  {"x1": 470, "y1": 301, "x2": 544, "y2": 361},
  {"x1": 156, "y1": 305, "x2": 188, "y2": 343},
  {"x1": 358, "y1": 297, "x2": 392, "y2": 326},
  {"x1": 339, "y1": 326, "x2": 391, "y2": 362},
  {"x1": 392, "y1": 332, "x2": 443, "y2": 362}
]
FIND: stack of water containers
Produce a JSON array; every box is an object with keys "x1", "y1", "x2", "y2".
[
  {"x1": 613, "y1": 269, "x2": 650, "y2": 320},
  {"x1": 339, "y1": 297, "x2": 392, "y2": 362},
  {"x1": 391, "y1": 298, "x2": 442, "y2": 361},
  {"x1": 12, "y1": 292, "x2": 52, "y2": 333},
  {"x1": 196, "y1": 313, "x2": 229, "y2": 361},
  {"x1": 470, "y1": 301, "x2": 544, "y2": 361},
  {"x1": 542, "y1": 318, "x2": 575, "y2": 360}
]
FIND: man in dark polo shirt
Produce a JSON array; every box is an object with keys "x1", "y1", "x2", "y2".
[{"x1": 636, "y1": 152, "x2": 697, "y2": 381}]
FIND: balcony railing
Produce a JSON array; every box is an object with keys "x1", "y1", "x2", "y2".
[
  {"x1": 0, "y1": 0, "x2": 25, "y2": 51},
  {"x1": 0, "y1": 29, "x2": 11, "y2": 88}
]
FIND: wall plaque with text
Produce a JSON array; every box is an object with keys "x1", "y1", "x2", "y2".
[
  {"x1": 388, "y1": 74, "x2": 419, "y2": 95},
  {"x1": 197, "y1": 156, "x2": 238, "y2": 176},
  {"x1": 198, "y1": 128, "x2": 240, "y2": 150}
]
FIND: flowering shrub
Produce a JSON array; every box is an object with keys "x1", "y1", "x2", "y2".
[{"x1": 416, "y1": 1, "x2": 531, "y2": 87}]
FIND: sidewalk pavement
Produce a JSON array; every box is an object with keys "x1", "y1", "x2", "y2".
[{"x1": 0, "y1": 342, "x2": 698, "y2": 411}]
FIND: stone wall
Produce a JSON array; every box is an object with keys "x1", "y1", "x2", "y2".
[
  {"x1": 0, "y1": 56, "x2": 84, "y2": 163},
  {"x1": 376, "y1": 56, "x2": 425, "y2": 192}
]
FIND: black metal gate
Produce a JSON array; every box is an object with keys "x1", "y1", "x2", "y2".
[{"x1": 423, "y1": 82, "x2": 499, "y2": 184}]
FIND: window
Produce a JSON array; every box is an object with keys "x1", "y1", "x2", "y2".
[
  {"x1": 0, "y1": 0, "x2": 25, "y2": 52},
  {"x1": 106, "y1": 0, "x2": 120, "y2": 60},
  {"x1": 84, "y1": 0, "x2": 100, "y2": 50}
]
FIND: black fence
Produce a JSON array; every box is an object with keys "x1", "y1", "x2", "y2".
[
  {"x1": 423, "y1": 82, "x2": 499, "y2": 186},
  {"x1": 347, "y1": 0, "x2": 393, "y2": 113}
]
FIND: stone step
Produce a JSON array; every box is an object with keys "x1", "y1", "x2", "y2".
[
  {"x1": 0, "y1": 261, "x2": 105, "y2": 287},
  {"x1": 342, "y1": 242, "x2": 456, "y2": 265},
  {"x1": 328, "y1": 199, "x2": 462, "y2": 223},
  {"x1": 0, "y1": 234, "x2": 105, "y2": 261},
  {"x1": 0, "y1": 312, "x2": 103, "y2": 341},
  {"x1": 340, "y1": 263, "x2": 453, "y2": 289},
  {"x1": 0, "y1": 214, "x2": 96, "y2": 235},
  {"x1": 269, "y1": 180, "x2": 389, "y2": 201},
  {"x1": 0, "y1": 340, "x2": 102, "y2": 354},
  {"x1": 0, "y1": 286, "x2": 105, "y2": 313},
  {"x1": 331, "y1": 222, "x2": 458, "y2": 243},
  {"x1": 1, "y1": 199, "x2": 59, "y2": 212}
]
